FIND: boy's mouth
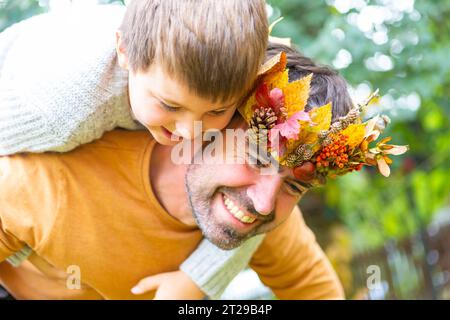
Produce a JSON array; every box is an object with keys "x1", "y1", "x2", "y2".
[{"x1": 161, "y1": 126, "x2": 180, "y2": 140}]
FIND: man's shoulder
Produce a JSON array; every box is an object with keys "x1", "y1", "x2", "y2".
[
  {"x1": 0, "y1": 129, "x2": 153, "y2": 238},
  {"x1": 250, "y1": 205, "x2": 314, "y2": 260},
  {"x1": 0, "y1": 130, "x2": 153, "y2": 178},
  {"x1": 87, "y1": 129, "x2": 154, "y2": 152}
]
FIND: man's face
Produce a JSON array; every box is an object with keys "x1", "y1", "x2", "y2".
[{"x1": 184, "y1": 119, "x2": 311, "y2": 250}]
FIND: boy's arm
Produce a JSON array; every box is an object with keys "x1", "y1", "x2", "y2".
[
  {"x1": 0, "y1": 78, "x2": 141, "y2": 156},
  {"x1": 249, "y1": 206, "x2": 345, "y2": 300},
  {"x1": 0, "y1": 7, "x2": 139, "y2": 156},
  {"x1": 4, "y1": 245, "x2": 32, "y2": 267},
  {"x1": 180, "y1": 235, "x2": 265, "y2": 300}
]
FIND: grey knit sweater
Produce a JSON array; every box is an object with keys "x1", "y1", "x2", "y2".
[{"x1": 0, "y1": 5, "x2": 264, "y2": 299}]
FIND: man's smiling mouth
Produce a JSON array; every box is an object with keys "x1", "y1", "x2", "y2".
[{"x1": 222, "y1": 193, "x2": 256, "y2": 224}]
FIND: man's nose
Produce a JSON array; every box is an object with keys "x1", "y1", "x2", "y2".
[{"x1": 246, "y1": 175, "x2": 282, "y2": 215}]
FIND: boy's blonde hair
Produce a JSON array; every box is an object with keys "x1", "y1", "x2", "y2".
[{"x1": 119, "y1": 0, "x2": 268, "y2": 103}]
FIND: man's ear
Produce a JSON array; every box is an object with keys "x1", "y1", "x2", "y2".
[{"x1": 115, "y1": 30, "x2": 129, "y2": 70}]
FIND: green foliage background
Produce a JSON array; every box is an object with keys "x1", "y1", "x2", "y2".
[{"x1": 267, "y1": 0, "x2": 450, "y2": 252}]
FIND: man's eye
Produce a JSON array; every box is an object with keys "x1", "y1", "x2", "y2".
[
  {"x1": 284, "y1": 181, "x2": 305, "y2": 196},
  {"x1": 160, "y1": 102, "x2": 179, "y2": 112},
  {"x1": 207, "y1": 108, "x2": 228, "y2": 116}
]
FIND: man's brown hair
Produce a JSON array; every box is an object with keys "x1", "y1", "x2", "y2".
[
  {"x1": 119, "y1": 0, "x2": 269, "y2": 103},
  {"x1": 265, "y1": 43, "x2": 354, "y2": 122}
]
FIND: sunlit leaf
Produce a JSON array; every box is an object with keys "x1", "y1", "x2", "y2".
[
  {"x1": 341, "y1": 123, "x2": 366, "y2": 148},
  {"x1": 284, "y1": 73, "x2": 312, "y2": 116}
]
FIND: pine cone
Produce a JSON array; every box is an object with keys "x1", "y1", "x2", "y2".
[
  {"x1": 302, "y1": 146, "x2": 314, "y2": 161},
  {"x1": 318, "y1": 130, "x2": 329, "y2": 140},
  {"x1": 321, "y1": 136, "x2": 333, "y2": 147},
  {"x1": 339, "y1": 107, "x2": 360, "y2": 129},
  {"x1": 295, "y1": 145, "x2": 307, "y2": 156},
  {"x1": 329, "y1": 121, "x2": 343, "y2": 134},
  {"x1": 250, "y1": 107, "x2": 277, "y2": 130},
  {"x1": 285, "y1": 145, "x2": 314, "y2": 167},
  {"x1": 318, "y1": 107, "x2": 360, "y2": 147},
  {"x1": 285, "y1": 153, "x2": 302, "y2": 167},
  {"x1": 248, "y1": 129, "x2": 268, "y2": 147},
  {"x1": 249, "y1": 107, "x2": 277, "y2": 146},
  {"x1": 295, "y1": 144, "x2": 313, "y2": 161}
]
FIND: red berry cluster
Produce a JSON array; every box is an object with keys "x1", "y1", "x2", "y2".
[{"x1": 316, "y1": 134, "x2": 350, "y2": 170}]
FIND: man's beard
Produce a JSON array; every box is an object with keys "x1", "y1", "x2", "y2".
[{"x1": 185, "y1": 164, "x2": 275, "y2": 250}]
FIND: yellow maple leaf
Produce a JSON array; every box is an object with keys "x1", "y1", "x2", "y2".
[
  {"x1": 284, "y1": 74, "x2": 312, "y2": 116},
  {"x1": 311, "y1": 142, "x2": 322, "y2": 154},
  {"x1": 292, "y1": 103, "x2": 332, "y2": 146},
  {"x1": 239, "y1": 94, "x2": 256, "y2": 122},
  {"x1": 304, "y1": 131, "x2": 321, "y2": 145},
  {"x1": 294, "y1": 120, "x2": 319, "y2": 145},
  {"x1": 283, "y1": 139, "x2": 299, "y2": 157},
  {"x1": 341, "y1": 123, "x2": 366, "y2": 147},
  {"x1": 310, "y1": 102, "x2": 332, "y2": 132}
]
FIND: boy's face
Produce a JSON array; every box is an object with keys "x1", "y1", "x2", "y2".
[
  {"x1": 126, "y1": 64, "x2": 238, "y2": 146},
  {"x1": 116, "y1": 31, "x2": 240, "y2": 146}
]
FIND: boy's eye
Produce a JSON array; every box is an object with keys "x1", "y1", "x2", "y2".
[
  {"x1": 160, "y1": 102, "x2": 180, "y2": 112},
  {"x1": 207, "y1": 108, "x2": 228, "y2": 116}
]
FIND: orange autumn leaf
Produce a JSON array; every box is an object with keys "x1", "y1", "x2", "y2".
[
  {"x1": 266, "y1": 69, "x2": 289, "y2": 91},
  {"x1": 257, "y1": 51, "x2": 287, "y2": 76}
]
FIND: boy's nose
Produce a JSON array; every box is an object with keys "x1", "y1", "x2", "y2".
[
  {"x1": 246, "y1": 175, "x2": 282, "y2": 215},
  {"x1": 174, "y1": 119, "x2": 202, "y2": 140}
]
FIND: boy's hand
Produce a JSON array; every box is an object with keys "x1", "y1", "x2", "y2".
[{"x1": 131, "y1": 270, "x2": 206, "y2": 300}]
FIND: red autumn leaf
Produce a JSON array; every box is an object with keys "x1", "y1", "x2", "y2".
[{"x1": 255, "y1": 83, "x2": 271, "y2": 109}]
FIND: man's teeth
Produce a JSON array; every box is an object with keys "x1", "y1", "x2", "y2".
[{"x1": 223, "y1": 195, "x2": 256, "y2": 224}]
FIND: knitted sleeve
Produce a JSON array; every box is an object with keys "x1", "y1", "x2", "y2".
[
  {"x1": 180, "y1": 235, "x2": 265, "y2": 300},
  {"x1": 0, "y1": 5, "x2": 139, "y2": 156}
]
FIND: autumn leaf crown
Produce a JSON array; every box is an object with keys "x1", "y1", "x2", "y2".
[{"x1": 238, "y1": 51, "x2": 408, "y2": 183}]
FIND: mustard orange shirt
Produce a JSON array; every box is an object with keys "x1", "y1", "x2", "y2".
[{"x1": 0, "y1": 130, "x2": 343, "y2": 299}]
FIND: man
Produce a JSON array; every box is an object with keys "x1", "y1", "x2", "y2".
[
  {"x1": 0, "y1": 117, "x2": 346, "y2": 299},
  {"x1": 0, "y1": 46, "x2": 349, "y2": 299}
]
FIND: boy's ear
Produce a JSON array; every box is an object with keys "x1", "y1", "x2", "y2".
[{"x1": 115, "y1": 30, "x2": 129, "y2": 70}]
